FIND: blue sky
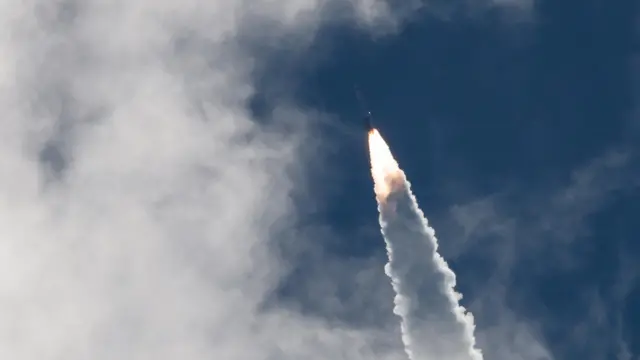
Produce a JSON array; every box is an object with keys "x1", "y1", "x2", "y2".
[
  {"x1": 3, "y1": 0, "x2": 638, "y2": 359},
  {"x1": 262, "y1": 1, "x2": 640, "y2": 358}
]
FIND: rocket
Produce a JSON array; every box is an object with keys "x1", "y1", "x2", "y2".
[
  {"x1": 363, "y1": 111, "x2": 373, "y2": 131},
  {"x1": 354, "y1": 85, "x2": 374, "y2": 131}
]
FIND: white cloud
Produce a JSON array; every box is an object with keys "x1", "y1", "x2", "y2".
[
  {"x1": 0, "y1": 0, "x2": 539, "y2": 359},
  {"x1": 0, "y1": 0, "x2": 414, "y2": 359}
]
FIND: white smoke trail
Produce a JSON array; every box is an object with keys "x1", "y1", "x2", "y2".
[{"x1": 368, "y1": 129, "x2": 483, "y2": 360}]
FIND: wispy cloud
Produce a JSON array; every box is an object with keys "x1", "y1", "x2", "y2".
[{"x1": 444, "y1": 147, "x2": 639, "y2": 359}]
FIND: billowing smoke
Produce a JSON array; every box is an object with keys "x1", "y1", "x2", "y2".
[
  {"x1": 368, "y1": 129, "x2": 483, "y2": 360},
  {"x1": 0, "y1": 1, "x2": 409, "y2": 359}
]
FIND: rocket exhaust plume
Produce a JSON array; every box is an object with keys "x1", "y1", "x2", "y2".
[{"x1": 367, "y1": 129, "x2": 483, "y2": 360}]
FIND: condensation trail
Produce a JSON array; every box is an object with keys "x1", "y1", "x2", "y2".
[{"x1": 368, "y1": 129, "x2": 483, "y2": 360}]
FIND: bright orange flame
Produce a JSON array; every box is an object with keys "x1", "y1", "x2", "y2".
[{"x1": 367, "y1": 129, "x2": 403, "y2": 200}]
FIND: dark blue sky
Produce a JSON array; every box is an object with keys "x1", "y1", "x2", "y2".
[{"x1": 258, "y1": 1, "x2": 639, "y2": 358}]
